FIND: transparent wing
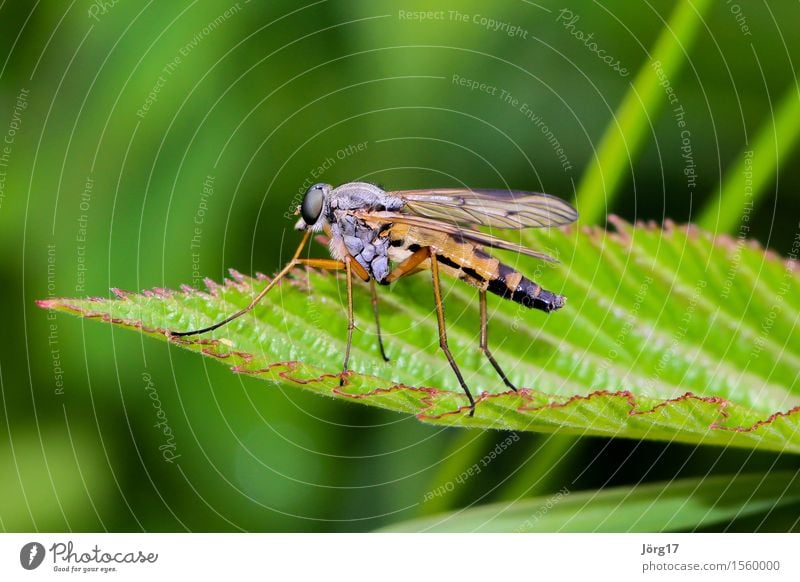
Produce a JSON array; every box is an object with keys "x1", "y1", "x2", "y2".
[
  {"x1": 391, "y1": 188, "x2": 578, "y2": 229},
  {"x1": 355, "y1": 211, "x2": 560, "y2": 263}
]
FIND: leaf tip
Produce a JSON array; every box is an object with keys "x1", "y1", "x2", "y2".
[
  {"x1": 683, "y1": 222, "x2": 702, "y2": 239},
  {"x1": 228, "y1": 268, "x2": 246, "y2": 282},
  {"x1": 203, "y1": 277, "x2": 222, "y2": 293},
  {"x1": 607, "y1": 215, "x2": 632, "y2": 240},
  {"x1": 111, "y1": 288, "x2": 131, "y2": 299}
]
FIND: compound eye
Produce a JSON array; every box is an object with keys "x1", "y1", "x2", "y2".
[{"x1": 301, "y1": 185, "x2": 325, "y2": 225}]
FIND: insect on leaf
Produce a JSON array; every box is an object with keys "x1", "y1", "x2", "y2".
[{"x1": 38, "y1": 218, "x2": 800, "y2": 453}]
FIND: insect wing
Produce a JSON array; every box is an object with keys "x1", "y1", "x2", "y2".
[
  {"x1": 391, "y1": 188, "x2": 578, "y2": 229},
  {"x1": 356, "y1": 211, "x2": 559, "y2": 263}
]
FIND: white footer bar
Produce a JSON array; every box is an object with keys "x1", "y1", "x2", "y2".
[{"x1": 1, "y1": 533, "x2": 796, "y2": 581}]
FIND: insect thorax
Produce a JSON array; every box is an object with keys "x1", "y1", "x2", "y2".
[
  {"x1": 331, "y1": 216, "x2": 390, "y2": 282},
  {"x1": 327, "y1": 182, "x2": 404, "y2": 283}
]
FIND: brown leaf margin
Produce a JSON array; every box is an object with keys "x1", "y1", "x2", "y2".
[{"x1": 37, "y1": 286, "x2": 800, "y2": 454}]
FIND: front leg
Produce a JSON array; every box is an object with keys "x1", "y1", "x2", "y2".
[
  {"x1": 340, "y1": 257, "x2": 355, "y2": 386},
  {"x1": 300, "y1": 256, "x2": 386, "y2": 377},
  {"x1": 297, "y1": 257, "x2": 369, "y2": 281},
  {"x1": 370, "y1": 279, "x2": 390, "y2": 362}
]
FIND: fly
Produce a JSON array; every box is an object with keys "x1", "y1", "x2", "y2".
[{"x1": 171, "y1": 182, "x2": 578, "y2": 416}]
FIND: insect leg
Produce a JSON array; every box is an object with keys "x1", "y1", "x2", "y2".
[
  {"x1": 340, "y1": 257, "x2": 356, "y2": 386},
  {"x1": 430, "y1": 252, "x2": 476, "y2": 417},
  {"x1": 370, "y1": 279, "x2": 390, "y2": 362},
  {"x1": 170, "y1": 230, "x2": 312, "y2": 337},
  {"x1": 296, "y1": 256, "x2": 369, "y2": 282},
  {"x1": 296, "y1": 258, "x2": 345, "y2": 270},
  {"x1": 479, "y1": 289, "x2": 517, "y2": 391},
  {"x1": 384, "y1": 246, "x2": 431, "y2": 283},
  {"x1": 300, "y1": 257, "x2": 382, "y2": 362}
]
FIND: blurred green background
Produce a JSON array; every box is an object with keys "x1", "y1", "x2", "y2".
[{"x1": 1, "y1": 0, "x2": 799, "y2": 531}]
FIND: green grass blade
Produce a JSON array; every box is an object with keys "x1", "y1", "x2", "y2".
[
  {"x1": 576, "y1": 0, "x2": 712, "y2": 224},
  {"x1": 698, "y1": 80, "x2": 800, "y2": 232},
  {"x1": 496, "y1": 434, "x2": 579, "y2": 501},
  {"x1": 415, "y1": 429, "x2": 494, "y2": 516},
  {"x1": 378, "y1": 471, "x2": 800, "y2": 532}
]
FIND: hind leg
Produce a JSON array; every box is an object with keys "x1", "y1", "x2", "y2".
[
  {"x1": 430, "y1": 253, "x2": 477, "y2": 416},
  {"x1": 479, "y1": 289, "x2": 517, "y2": 391}
]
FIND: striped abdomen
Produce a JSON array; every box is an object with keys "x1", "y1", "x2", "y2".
[
  {"x1": 443, "y1": 249, "x2": 566, "y2": 313},
  {"x1": 484, "y1": 260, "x2": 565, "y2": 312},
  {"x1": 386, "y1": 224, "x2": 566, "y2": 313}
]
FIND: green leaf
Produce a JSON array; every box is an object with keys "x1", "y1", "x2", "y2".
[
  {"x1": 377, "y1": 471, "x2": 800, "y2": 532},
  {"x1": 699, "y1": 80, "x2": 800, "y2": 233},
  {"x1": 415, "y1": 429, "x2": 495, "y2": 517},
  {"x1": 37, "y1": 219, "x2": 800, "y2": 452},
  {"x1": 575, "y1": 0, "x2": 713, "y2": 224},
  {"x1": 495, "y1": 434, "x2": 579, "y2": 501}
]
